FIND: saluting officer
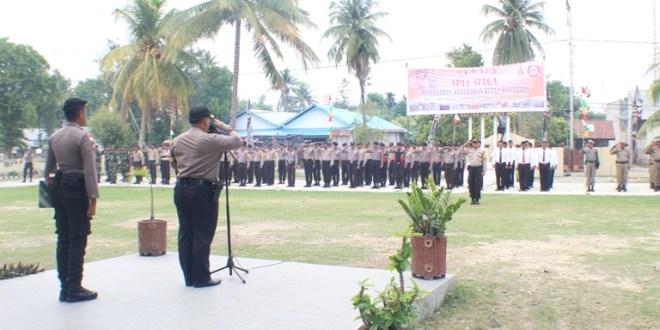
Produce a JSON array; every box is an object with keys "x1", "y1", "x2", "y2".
[
  {"x1": 610, "y1": 141, "x2": 630, "y2": 192},
  {"x1": 170, "y1": 105, "x2": 241, "y2": 288},
  {"x1": 45, "y1": 97, "x2": 99, "y2": 302}
]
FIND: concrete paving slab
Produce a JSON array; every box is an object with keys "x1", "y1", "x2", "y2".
[{"x1": 0, "y1": 253, "x2": 455, "y2": 330}]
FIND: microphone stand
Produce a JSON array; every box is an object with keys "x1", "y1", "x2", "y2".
[{"x1": 211, "y1": 151, "x2": 248, "y2": 283}]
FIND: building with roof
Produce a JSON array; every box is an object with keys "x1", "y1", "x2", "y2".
[
  {"x1": 235, "y1": 104, "x2": 406, "y2": 145},
  {"x1": 572, "y1": 120, "x2": 615, "y2": 148}
]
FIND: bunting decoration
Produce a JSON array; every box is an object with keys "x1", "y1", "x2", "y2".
[
  {"x1": 579, "y1": 86, "x2": 590, "y2": 137},
  {"x1": 632, "y1": 85, "x2": 643, "y2": 132},
  {"x1": 327, "y1": 95, "x2": 333, "y2": 139}
]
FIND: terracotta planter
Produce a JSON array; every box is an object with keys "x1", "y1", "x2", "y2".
[
  {"x1": 138, "y1": 219, "x2": 167, "y2": 256},
  {"x1": 411, "y1": 235, "x2": 447, "y2": 280}
]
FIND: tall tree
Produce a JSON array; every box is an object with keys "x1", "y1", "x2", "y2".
[
  {"x1": 292, "y1": 82, "x2": 315, "y2": 111},
  {"x1": 100, "y1": 0, "x2": 195, "y2": 148},
  {"x1": 274, "y1": 69, "x2": 299, "y2": 112},
  {"x1": 323, "y1": 0, "x2": 391, "y2": 115},
  {"x1": 446, "y1": 43, "x2": 484, "y2": 68},
  {"x1": 480, "y1": 0, "x2": 554, "y2": 65},
  {"x1": 0, "y1": 38, "x2": 58, "y2": 154},
  {"x1": 174, "y1": 0, "x2": 319, "y2": 126},
  {"x1": 72, "y1": 77, "x2": 114, "y2": 117}
]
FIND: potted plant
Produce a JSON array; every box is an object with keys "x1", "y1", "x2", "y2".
[
  {"x1": 131, "y1": 166, "x2": 167, "y2": 256},
  {"x1": 352, "y1": 228, "x2": 425, "y2": 330},
  {"x1": 398, "y1": 179, "x2": 466, "y2": 280}
]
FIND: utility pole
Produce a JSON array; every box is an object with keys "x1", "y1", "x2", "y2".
[{"x1": 567, "y1": 0, "x2": 575, "y2": 171}]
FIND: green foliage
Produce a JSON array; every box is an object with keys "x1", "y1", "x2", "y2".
[
  {"x1": 480, "y1": 0, "x2": 554, "y2": 65},
  {"x1": 187, "y1": 65, "x2": 232, "y2": 122},
  {"x1": 0, "y1": 262, "x2": 44, "y2": 280},
  {"x1": 323, "y1": 0, "x2": 391, "y2": 105},
  {"x1": 352, "y1": 231, "x2": 425, "y2": 329},
  {"x1": 0, "y1": 38, "x2": 59, "y2": 152},
  {"x1": 398, "y1": 179, "x2": 466, "y2": 236},
  {"x1": 446, "y1": 43, "x2": 484, "y2": 68},
  {"x1": 72, "y1": 77, "x2": 114, "y2": 117},
  {"x1": 88, "y1": 108, "x2": 135, "y2": 147}
]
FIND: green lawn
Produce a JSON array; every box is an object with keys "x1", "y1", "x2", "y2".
[{"x1": 0, "y1": 185, "x2": 658, "y2": 329}]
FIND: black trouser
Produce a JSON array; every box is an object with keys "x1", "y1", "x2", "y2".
[
  {"x1": 455, "y1": 164, "x2": 465, "y2": 186},
  {"x1": 160, "y1": 159, "x2": 170, "y2": 184},
  {"x1": 357, "y1": 163, "x2": 365, "y2": 186},
  {"x1": 304, "y1": 159, "x2": 313, "y2": 186},
  {"x1": 380, "y1": 162, "x2": 387, "y2": 186},
  {"x1": 322, "y1": 160, "x2": 331, "y2": 186},
  {"x1": 278, "y1": 160, "x2": 286, "y2": 183},
  {"x1": 341, "y1": 160, "x2": 349, "y2": 184},
  {"x1": 174, "y1": 182, "x2": 219, "y2": 286},
  {"x1": 467, "y1": 165, "x2": 483, "y2": 200},
  {"x1": 263, "y1": 160, "x2": 275, "y2": 185},
  {"x1": 371, "y1": 161, "x2": 381, "y2": 187},
  {"x1": 518, "y1": 164, "x2": 531, "y2": 190},
  {"x1": 419, "y1": 162, "x2": 430, "y2": 187},
  {"x1": 218, "y1": 160, "x2": 232, "y2": 184},
  {"x1": 432, "y1": 163, "x2": 442, "y2": 185},
  {"x1": 404, "y1": 164, "x2": 411, "y2": 187},
  {"x1": 495, "y1": 162, "x2": 506, "y2": 190},
  {"x1": 147, "y1": 160, "x2": 157, "y2": 183},
  {"x1": 395, "y1": 162, "x2": 404, "y2": 188},
  {"x1": 132, "y1": 161, "x2": 143, "y2": 183},
  {"x1": 52, "y1": 172, "x2": 90, "y2": 292},
  {"x1": 444, "y1": 163, "x2": 454, "y2": 188},
  {"x1": 238, "y1": 163, "x2": 247, "y2": 184},
  {"x1": 507, "y1": 165, "x2": 515, "y2": 188},
  {"x1": 388, "y1": 161, "x2": 396, "y2": 185},
  {"x1": 331, "y1": 160, "x2": 340, "y2": 186},
  {"x1": 348, "y1": 161, "x2": 357, "y2": 187},
  {"x1": 313, "y1": 160, "x2": 321, "y2": 184},
  {"x1": 287, "y1": 161, "x2": 296, "y2": 186},
  {"x1": 549, "y1": 168, "x2": 555, "y2": 188},
  {"x1": 411, "y1": 161, "x2": 419, "y2": 185},
  {"x1": 247, "y1": 162, "x2": 254, "y2": 183},
  {"x1": 23, "y1": 162, "x2": 33, "y2": 182},
  {"x1": 251, "y1": 161, "x2": 262, "y2": 185},
  {"x1": 364, "y1": 160, "x2": 372, "y2": 185},
  {"x1": 232, "y1": 161, "x2": 240, "y2": 183},
  {"x1": 539, "y1": 163, "x2": 551, "y2": 191}
]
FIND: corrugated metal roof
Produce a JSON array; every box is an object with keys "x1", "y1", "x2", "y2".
[{"x1": 573, "y1": 120, "x2": 616, "y2": 140}]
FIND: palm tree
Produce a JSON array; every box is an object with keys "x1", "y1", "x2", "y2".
[
  {"x1": 100, "y1": 0, "x2": 194, "y2": 148},
  {"x1": 323, "y1": 0, "x2": 391, "y2": 111},
  {"x1": 274, "y1": 69, "x2": 299, "y2": 112},
  {"x1": 292, "y1": 82, "x2": 315, "y2": 111},
  {"x1": 480, "y1": 0, "x2": 554, "y2": 65},
  {"x1": 173, "y1": 0, "x2": 319, "y2": 126}
]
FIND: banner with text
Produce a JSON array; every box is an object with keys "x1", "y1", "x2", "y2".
[{"x1": 407, "y1": 61, "x2": 547, "y2": 115}]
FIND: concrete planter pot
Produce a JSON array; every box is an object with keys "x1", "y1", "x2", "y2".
[
  {"x1": 138, "y1": 219, "x2": 167, "y2": 256},
  {"x1": 411, "y1": 235, "x2": 447, "y2": 280}
]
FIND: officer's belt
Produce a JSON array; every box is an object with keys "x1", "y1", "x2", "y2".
[
  {"x1": 616, "y1": 161, "x2": 629, "y2": 164},
  {"x1": 176, "y1": 177, "x2": 216, "y2": 188},
  {"x1": 586, "y1": 161, "x2": 595, "y2": 163}
]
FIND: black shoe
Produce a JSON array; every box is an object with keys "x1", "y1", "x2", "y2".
[
  {"x1": 349, "y1": 186, "x2": 356, "y2": 189},
  {"x1": 470, "y1": 198, "x2": 475, "y2": 205},
  {"x1": 59, "y1": 289, "x2": 67, "y2": 302},
  {"x1": 313, "y1": 183, "x2": 320, "y2": 186},
  {"x1": 66, "y1": 287, "x2": 98, "y2": 303},
  {"x1": 304, "y1": 184, "x2": 311, "y2": 187},
  {"x1": 475, "y1": 199, "x2": 480, "y2": 205},
  {"x1": 394, "y1": 185, "x2": 402, "y2": 189},
  {"x1": 254, "y1": 184, "x2": 261, "y2": 187},
  {"x1": 371, "y1": 186, "x2": 379, "y2": 189},
  {"x1": 193, "y1": 278, "x2": 222, "y2": 288}
]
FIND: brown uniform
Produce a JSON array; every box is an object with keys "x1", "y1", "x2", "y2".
[{"x1": 644, "y1": 142, "x2": 660, "y2": 191}]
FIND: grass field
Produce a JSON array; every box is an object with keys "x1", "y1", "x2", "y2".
[{"x1": 0, "y1": 185, "x2": 658, "y2": 329}]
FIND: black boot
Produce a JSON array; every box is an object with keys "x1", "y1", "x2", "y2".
[{"x1": 66, "y1": 287, "x2": 98, "y2": 303}]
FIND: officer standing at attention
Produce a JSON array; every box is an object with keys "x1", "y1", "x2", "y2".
[
  {"x1": 581, "y1": 139, "x2": 599, "y2": 192},
  {"x1": 146, "y1": 144, "x2": 158, "y2": 184},
  {"x1": 45, "y1": 97, "x2": 99, "y2": 303},
  {"x1": 285, "y1": 145, "x2": 297, "y2": 187},
  {"x1": 643, "y1": 138, "x2": 660, "y2": 192},
  {"x1": 460, "y1": 139, "x2": 487, "y2": 205},
  {"x1": 159, "y1": 141, "x2": 171, "y2": 185},
  {"x1": 276, "y1": 144, "x2": 286, "y2": 184},
  {"x1": 610, "y1": 141, "x2": 630, "y2": 192},
  {"x1": 170, "y1": 105, "x2": 241, "y2": 288}
]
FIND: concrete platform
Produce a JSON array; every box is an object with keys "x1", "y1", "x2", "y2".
[{"x1": 0, "y1": 253, "x2": 455, "y2": 330}]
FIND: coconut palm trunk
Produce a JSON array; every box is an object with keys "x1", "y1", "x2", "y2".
[{"x1": 230, "y1": 20, "x2": 241, "y2": 127}]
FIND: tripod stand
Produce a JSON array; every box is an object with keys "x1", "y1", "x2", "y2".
[{"x1": 211, "y1": 151, "x2": 248, "y2": 283}]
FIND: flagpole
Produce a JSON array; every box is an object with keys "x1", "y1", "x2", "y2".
[{"x1": 567, "y1": 0, "x2": 575, "y2": 170}]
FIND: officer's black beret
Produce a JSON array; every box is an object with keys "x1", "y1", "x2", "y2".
[
  {"x1": 379, "y1": 142, "x2": 385, "y2": 147},
  {"x1": 189, "y1": 105, "x2": 211, "y2": 122},
  {"x1": 422, "y1": 142, "x2": 428, "y2": 146},
  {"x1": 350, "y1": 142, "x2": 355, "y2": 145},
  {"x1": 62, "y1": 97, "x2": 87, "y2": 113},
  {"x1": 397, "y1": 142, "x2": 404, "y2": 146},
  {"x1": 333, "y1": 142, "x2": 338, "y2": 146}
]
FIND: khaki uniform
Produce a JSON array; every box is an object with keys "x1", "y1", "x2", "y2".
[
  {"x1": 610, "y1": 144, "x2": 630, "y2": 190},
  {"x1": 581, "y1": 147, "x2": 598, "y2": 191},
  {"x1": 644, "y1": 143, "x2": 660, "y2": 190}
]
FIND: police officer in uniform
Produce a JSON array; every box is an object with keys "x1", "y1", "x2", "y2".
[
  {"x1": 146, "y1": 144, "x2": 158, "y2": 184},
  {"x1": 331, "y1": 142, "x2": 340, "y2": 186},
  {"x1": 276, "y1": 144, "x2": 286, "y2": 184},
  {"x1": 346, "y1": 142, "x2": 358, "y2": 188},
  {"x1": 104, "y1": 146, "x2": 119, "y2": 184},
  {"x1": 300, "y1": 142, "x2": 314, "y2": 187},
  {"x1": 643, "y1": 138, "x2": 660, "y2": 192},
  {"x1": 159, "y1": 141, "x2": 171, "y2": 185},
  {"x1": 610, "y1": 141, "x2": 630, "y2": 192},
  {"x1": 170, "y1": 105, "x2": 241, "y2": 288},
  {"x1": 285, "y1": 145, "x2": 297, "y2": 187},
  {"x1": 45, "y1": 97, "x2": 99, "y2": 302},
  {"x1": 460, "y1": 139, "x2": 487, "y2": 205},
  {"x1": 581, "y1": 139, "x2": 599, "y2": 192}
]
